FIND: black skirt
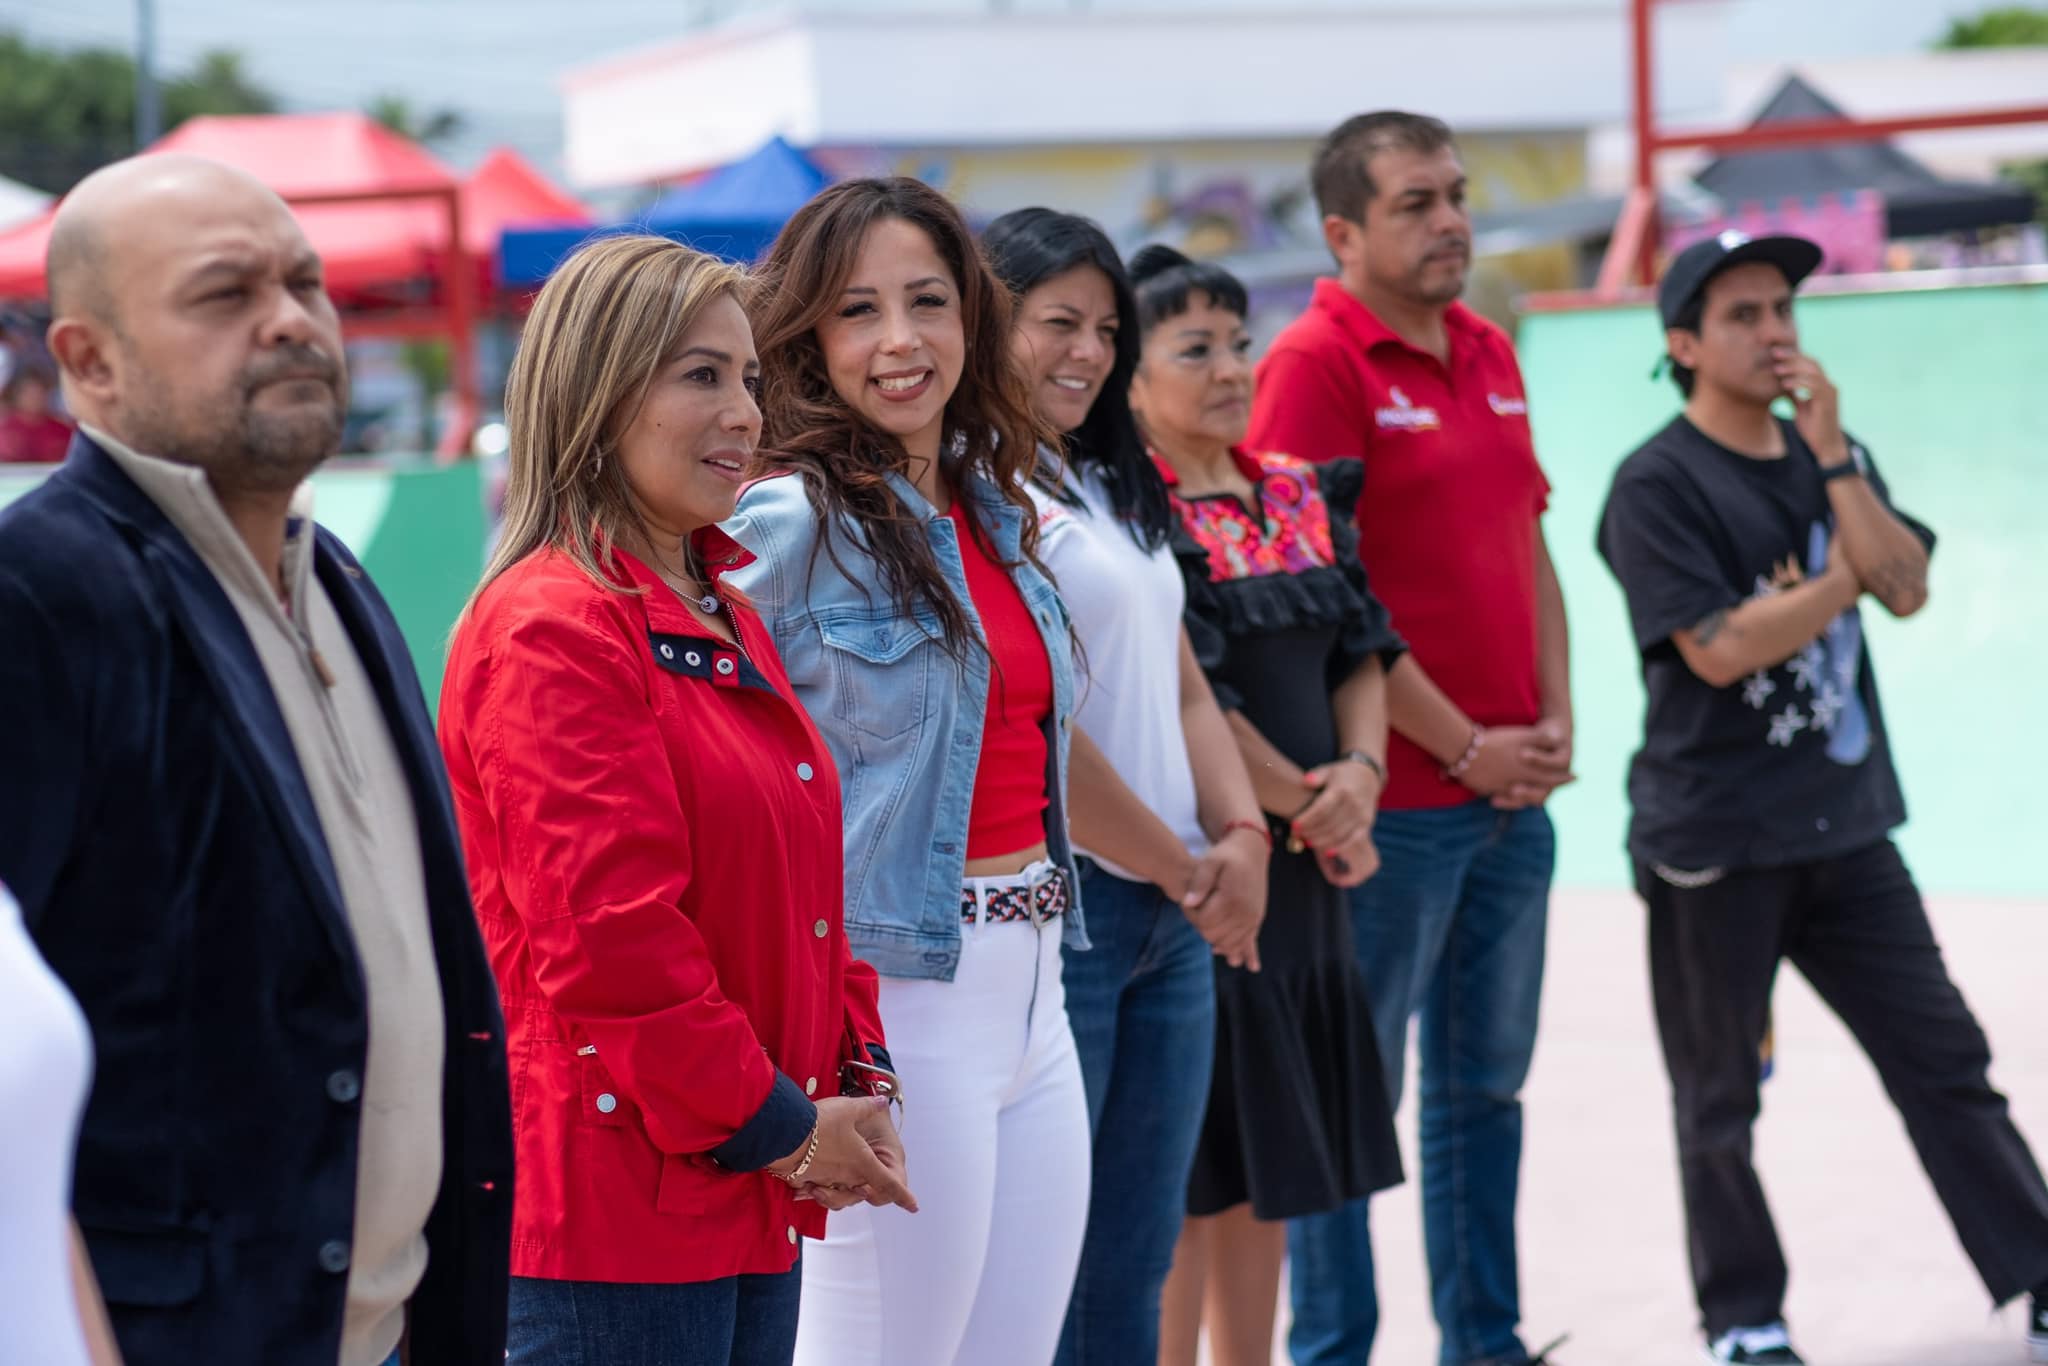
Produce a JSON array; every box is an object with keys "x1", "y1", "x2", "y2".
[{"x1": 1184, "y1": 624, "x2": 1405, "y2": 1220}]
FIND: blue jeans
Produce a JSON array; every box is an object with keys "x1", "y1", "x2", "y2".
[
  {"x1": 1288, "y1": 801, "x2": 1554, "y2": 1366},
  {"x1": 506, "y1": 1262, "x2": 803, "y2": 1366},
  {"x1": 1053, "y1": 859, "x2": 1217, "y2": 1366}
]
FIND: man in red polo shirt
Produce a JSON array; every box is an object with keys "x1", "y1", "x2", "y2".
[{"x1": 1250, "y1": 110, "x2": 1573, "y2": 1366}]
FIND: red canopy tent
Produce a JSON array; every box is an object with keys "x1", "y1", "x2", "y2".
[
  {"x1": 462, "y1": 146, "x2": 591, "y2": 263},
  {"x1": 0, "y1": 114, "x2": 590, "y2": 454}
]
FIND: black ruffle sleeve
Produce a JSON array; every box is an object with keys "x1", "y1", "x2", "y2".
[
  {"x1": 1176, "y1": 535, "x2": 1246, "y2": 713},
  {"x1": 1317, "y1": 458, "x2": 1407, "y2": 692}
]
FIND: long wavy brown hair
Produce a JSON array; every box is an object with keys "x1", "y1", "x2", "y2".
[{"x1": 749, "y1": 177, "x2": 1055, "y2": 657}]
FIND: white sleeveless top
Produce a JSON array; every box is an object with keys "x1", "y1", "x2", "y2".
[{"x1": 0, "y1": 883, "x2": 95, "y2": 1366}]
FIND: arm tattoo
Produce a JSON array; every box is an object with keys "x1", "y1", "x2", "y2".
[{"x1": 1692, "y1": 608, "x2": 1731, "y2": 646}]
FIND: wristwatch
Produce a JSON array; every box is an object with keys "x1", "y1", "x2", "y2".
[
  {"x1": 1819, "y1": 441, "x2": 1869, "y2": 484},
  {"x1": 1338, "y1": 749, "x2": 1387, "y2": 785}
]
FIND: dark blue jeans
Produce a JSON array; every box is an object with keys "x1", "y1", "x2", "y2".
[
  {"x1": 1289, "y1": 802, "x2": 1554, "y2": 1366},
  {"x1": 1053, "y1": 859, "x2": 1217, "y2": 1366},
  {"x1": 506, "y1": 1261, "x2": 802, "y2": 1366}
]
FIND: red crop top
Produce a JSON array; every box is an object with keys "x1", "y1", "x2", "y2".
[{"x1": 948, "y1": 500, "x2": 1052, "y2": 859}]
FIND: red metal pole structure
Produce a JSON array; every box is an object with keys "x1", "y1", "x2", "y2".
[
  {"x1": 1630, "y1": 0, "x2": 1659, "y2": 287},
  {"x1": 1596, "y1": 0, "x2": 1662, "y2": 297},
  {"x1": 438, "y1": 185, "x2": 479, "y2": 461},
  {"x1": 272, "y1": 183, "x2": 482, "y2": 460},
  {"x1": 1596, "y1": 0, "x2": 2048, "y2": 301},
  {"x1": 1656, "y1": 103, "x2": 2048, "y2": 157}
]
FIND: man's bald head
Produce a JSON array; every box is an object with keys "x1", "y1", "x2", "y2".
[
  {"x1": 48, "y1": 156, "x2": 297, "y2": 326},
  {"x1": 43, "y1": 152, "x2": 347, "y2": 493},
  {"x1": 45, "y1": 197, "x2": 108, "y2": 323}
]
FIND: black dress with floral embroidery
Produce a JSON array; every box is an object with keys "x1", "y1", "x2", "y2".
[{"x1": 1165, "y1": 449, "x2": 1406, "y2": 1219}]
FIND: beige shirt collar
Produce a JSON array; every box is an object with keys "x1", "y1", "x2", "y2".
[{"x1": 84, "y1": 423, "x2": 316, "y2": 625}]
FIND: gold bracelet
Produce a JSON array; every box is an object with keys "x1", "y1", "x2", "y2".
[{"x1": 777, "y1": 1118, "x2": 822, "y2": 1186}]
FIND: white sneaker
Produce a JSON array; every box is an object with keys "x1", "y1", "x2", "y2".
[{"x1": 1704, "y1": 1322, "x2": 1805, "y2": 1365}]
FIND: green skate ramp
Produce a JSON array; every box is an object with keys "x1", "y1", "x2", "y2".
[{"x1": 1519, "y1": 279, "x2": 2048, "y2": 898}]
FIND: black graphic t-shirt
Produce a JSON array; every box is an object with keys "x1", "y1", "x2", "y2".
[{"x1": 1596, "y1": 415, "x2": 1935, "y2": 873}]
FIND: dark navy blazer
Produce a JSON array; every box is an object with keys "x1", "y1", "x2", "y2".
[{"x1": 0, "y1": 434, "x2": 512, "y2": 1365}]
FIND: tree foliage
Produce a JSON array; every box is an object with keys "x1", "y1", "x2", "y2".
[
  {"x1": 0, "y1": 31, "x2": 276, "y2": 194},
  {"x1": 366, "y1": 94, "x2": 466, "y2": 150},
  {"x1": 1937, "y1": 6, "x2": 2048, "y2": 47},
  {"x1": 1933, "y1": 6, "x2": 2048, "y2": 219}
]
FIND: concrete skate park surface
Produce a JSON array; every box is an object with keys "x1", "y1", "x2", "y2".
[{"x1": 1294, "y1": 887, "x2": 2047, "y2": 1366}]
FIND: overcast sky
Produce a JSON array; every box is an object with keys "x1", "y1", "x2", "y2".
[{"x1": 4, "y1": 0, "x2": 1997, "y2": 180}]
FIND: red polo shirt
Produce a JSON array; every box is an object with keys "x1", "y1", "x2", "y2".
[{"x1": 1248, "y1": 278, "x2": 1548, "y2": 811}]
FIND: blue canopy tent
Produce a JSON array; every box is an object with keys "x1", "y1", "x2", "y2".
[{"x1": 497, "y1": 136, "x2": 831, "y2": 286}]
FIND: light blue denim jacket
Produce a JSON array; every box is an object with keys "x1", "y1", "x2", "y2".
[{"x1": 722, "y1": 466, "x2": 1086, "y2": 981}]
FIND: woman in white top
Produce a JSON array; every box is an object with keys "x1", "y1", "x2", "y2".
[
  {"x1": 0, "y1": 881, "x2": 121, "y2": 1366},
  {"x1": 983, "y1": 207, "x2": 1270, "y2": 1366}
]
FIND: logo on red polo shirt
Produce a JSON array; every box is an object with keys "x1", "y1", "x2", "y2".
[
  {"x1": 1487, "y1": 392, "x2": 1529, "y2": 416},
  {"x1": 1375, "y1": 385, "x2": 1441, "y2": 432}
]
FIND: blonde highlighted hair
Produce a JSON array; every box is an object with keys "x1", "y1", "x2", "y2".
[{"x1": 475, "y1": 234, "x2": 751, "y2": 603}]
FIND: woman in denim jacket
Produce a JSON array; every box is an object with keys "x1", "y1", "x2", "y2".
[{"x1": 723, "y1": 177, "x2": 1091, "y2": 1366}]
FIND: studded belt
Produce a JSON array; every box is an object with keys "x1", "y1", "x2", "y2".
[{"x1": 960, "y1": 863, "x2": 1070, "y2": 925}]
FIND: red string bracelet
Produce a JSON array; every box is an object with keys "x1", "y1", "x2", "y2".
[{"x1": 1220, "y1": 818, "x2": 1273, "y2": 853}]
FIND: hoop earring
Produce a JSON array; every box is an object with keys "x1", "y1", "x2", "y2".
[{"x1": 590, "y1": 454, "x2": 603, "y2": 480}]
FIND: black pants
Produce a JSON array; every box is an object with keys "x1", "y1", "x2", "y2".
[{"x1": 1637, "y1": 839, "x2": 2048, "y2": 1337}]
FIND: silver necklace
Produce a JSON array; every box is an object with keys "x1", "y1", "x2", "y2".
[
  {"x1": 674, "y1": 571, "x2": 719, "y2": 615},
  {"x1": 653, "y1": 548, "x2": 720, "y2": 614}
]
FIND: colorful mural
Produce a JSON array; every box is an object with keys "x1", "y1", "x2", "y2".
[{"x1": 818, "y1": 131, "x2": 1588, "y2": 258}]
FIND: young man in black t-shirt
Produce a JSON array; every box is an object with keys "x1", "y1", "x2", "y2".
[{"x1": 1598, "y1": 232, "x2": 2048, "y2": 1366}]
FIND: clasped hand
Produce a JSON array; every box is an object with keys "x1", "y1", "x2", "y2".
[
  {"x1": 1178, "y1": 826, "x2": 1270, "y2": 973},
  {"x1": 1290, "y1": 760, "x2": 1381, "y2": 889},
  {"x1": 775, "y1": 1095, "x2": 917, "y2": 1214},
  {"x1": 1464, "y1": 719, "x2": 1575, "y2": 811}
]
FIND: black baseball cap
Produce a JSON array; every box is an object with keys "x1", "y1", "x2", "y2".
[{"x1": 1657, "y1": 230, "x2": 1824, "y2": 328}]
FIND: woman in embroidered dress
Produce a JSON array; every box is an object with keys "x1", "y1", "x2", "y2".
[{"x1": 1128, "y1": 245, "x2": 1407, "y2": 1366}]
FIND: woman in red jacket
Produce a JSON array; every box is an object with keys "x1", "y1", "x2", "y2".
[{"x1": 438, "y1": 235, "x2": 917, "y2": 1366}]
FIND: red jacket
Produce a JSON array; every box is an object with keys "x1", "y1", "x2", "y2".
[{"x1": 438, "y1": 533, "x2": 884, "y2": 1282}]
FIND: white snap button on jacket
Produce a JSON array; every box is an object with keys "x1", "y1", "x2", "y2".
[
  {"x1": 805, "y1": 1077, "x2": 817, "y2": 1095},
  {"x1": 787, "y1": 1226, "x2": 798, "y2": 1245},
  {"x1": 716, "y1": 658, "x2": 736, "y2": 675},
  {"x1": 796, "y1": 762, "x2": 814, "y2": 781},
  {"x1": 685, "y1": 651, "x2": 702, "y2": 667},
  {"x1": 595, "y1": 1093, "x2": 617, "y2": 1114},
  {"x1": 813, "y1": 919, "x2": 828, "y2": 938},
  {"x1": 659, "y1": 643, "x2": 674, "y2": 660}
]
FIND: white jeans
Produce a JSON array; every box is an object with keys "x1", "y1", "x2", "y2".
[{"x1": 794, "y1": 896, "x2": 1091, "y2": 1366}]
